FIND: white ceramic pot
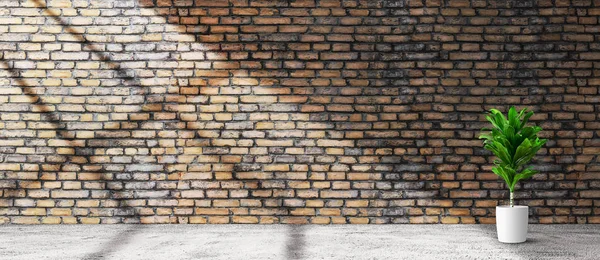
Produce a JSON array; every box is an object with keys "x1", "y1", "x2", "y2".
[{"x1": 496, "y1": 205, "x2": 528, "y2": 243}]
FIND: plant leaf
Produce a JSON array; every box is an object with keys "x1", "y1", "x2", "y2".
[
  {"x1": 511, "y1": 167, "x2": 538, "y2": 190},
  {"x1": 479, "y1": 107, "x2": 545, "y2": 193}
]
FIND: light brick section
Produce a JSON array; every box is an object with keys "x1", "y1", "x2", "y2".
[{"x1": 0, "y1": 0, "x2": 599, "y2": 224}]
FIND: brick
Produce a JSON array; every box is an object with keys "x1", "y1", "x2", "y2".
[
  {"x1": 580, "y1": 191, "x2": 600, "y2": 198},
  {"x1": 12, "y1": 217, "x2": 41, "y2": 224},
  {"x1": 195, "y1": 208, "x2": 229, "y2": 215},
  {"x1": 317, "y1": 140, "x2": 354, "y2": 147},
  {"x1": 255, "y1": 139, "x2": 294, "y2": 147},
  {"x1": 321, "y1": 190, "x2": 358, "y2": 198},
  {"x1": 51, "y1": 190, "x2": 89, "y2": 198},
  {"x1": 181, "y1": 190, "x2": 205, "y2": 198},
  {"x1": 232, "y1": 216, "x2": 259, "y2": 223},
  {"x1": 450, "y1": 191, "x2": 488, "y2": 199},
  {"x1": 253, "y1": 17, "x2": 291, "y2": 24}
]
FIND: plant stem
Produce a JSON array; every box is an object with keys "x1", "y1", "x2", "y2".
[{"x1": 510, "y1": 191, "x2": 514, "y2": 208}]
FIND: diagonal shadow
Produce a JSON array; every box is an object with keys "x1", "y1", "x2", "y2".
[
  {"x1": 1, "y1": 0, "x2": 562, "y2": 230},
  {"x1": 1, "y1": 0, "x2": 186, "y2": 254},
  {"x1": 0, "y1": 0, "x2": 162, "y2": 230},
  {"x1": 82, "y1": 225, "x2": 145, "y2": 260},
  {"x1": 0, "y1": 58, "x2": 56, "y2": 215},
  {"x1": 1, "y1": 0, "x2": 420, "y2": 227},
  {"x1": 0, "y1": 0, "x2": 231, "y2": 227}
]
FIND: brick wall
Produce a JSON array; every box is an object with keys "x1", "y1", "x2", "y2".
[{"x1": 0, "y1": 0, "x2": 599, "y2": 224}]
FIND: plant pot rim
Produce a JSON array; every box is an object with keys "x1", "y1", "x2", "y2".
[{"x1": 496, "y1": 205, "x2": 528, "y2": 209}]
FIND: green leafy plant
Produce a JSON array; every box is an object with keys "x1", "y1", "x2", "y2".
[{"x1": 479, "y1": 106, "x2": 547, "y2": 207}]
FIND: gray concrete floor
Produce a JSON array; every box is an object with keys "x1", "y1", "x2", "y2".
[{"x1": 0, "y1": 225, "x2": 598, "y2": 260}]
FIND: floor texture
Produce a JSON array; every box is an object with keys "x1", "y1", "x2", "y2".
[{"x1": 0, "y1": 225, "x2": 598, "y2": 260}]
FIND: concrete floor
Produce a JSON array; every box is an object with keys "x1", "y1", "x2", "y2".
[{"x1": 0, "y1": 225, "x2": 598, "y2": 260}]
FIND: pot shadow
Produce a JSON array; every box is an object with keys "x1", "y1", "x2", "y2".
[{"x1": 476, "y1": 224, "x2": 543, "y2": 246}]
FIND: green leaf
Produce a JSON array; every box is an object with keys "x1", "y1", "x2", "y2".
[
  {"x1": 508, "y1": 106, "x2": 517, "y2": 129},
  {"x1": 486, "y1": 115, "x2": 501, "y2": 131},
  {"x1": 513, "y1": 138, "x2": 532, "y2": 163},
  {"x1": 494, "y1": 112, "x2": 507, "y2": 132},
  {"x1": 479, "y1": 133, "x2": 493, "y2": 140},
  {"x1": 521, "y1": 111, "x2": 534, "y2": 129},
  {"x1": 511, "y1": 167, "x2": 538, "y2": 190},
  {"x1": 492, "y1": 166, "x2": 511, "y2": 190},
  {"x1": 478, "y1": 107, "x2": 545, "y2": 193}
]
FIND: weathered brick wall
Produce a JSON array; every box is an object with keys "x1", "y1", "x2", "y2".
[{"x1": 0, "y1": 0, "x2": 599, "y2": 224}]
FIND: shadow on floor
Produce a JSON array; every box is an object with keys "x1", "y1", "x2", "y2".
[
  {"x1": 285, "y1": 225, "x2": 306, "y2": 260},
  {"x1": 82, "y1": 225, "x2": 145, "y2": 260}
]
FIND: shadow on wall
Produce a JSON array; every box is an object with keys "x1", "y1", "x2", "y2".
[
  {"x1": 1, "y1": 0, "x2": 314, "y2": 255},
  {"x1": 0, "y1": 0, "x2": 169, "y2": 225},
  {"x1": 1, "y1": 0, "x2": 418, "y2": 226},
  {"x1": 0, "y1": 0, "x2": 269, "y2": 225},
  {"x1": 139, "y1": 0, "x2": 431, "y2": 225},
  {"x1": 1, "y1": 0, "x2": 584, "y2": 229}
]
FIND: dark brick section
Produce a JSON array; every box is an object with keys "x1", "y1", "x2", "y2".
[{"x1": 0, "y1": 0, "x2": 599, "y2": 224}]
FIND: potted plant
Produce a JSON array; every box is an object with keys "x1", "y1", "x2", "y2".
[{"x1": 479, "y1": 106, "x2": 547, "y2": 243}]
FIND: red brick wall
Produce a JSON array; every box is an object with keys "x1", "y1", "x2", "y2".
[{"x1": 0, "y1": 0, "x2": 599, "y2": 224}]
